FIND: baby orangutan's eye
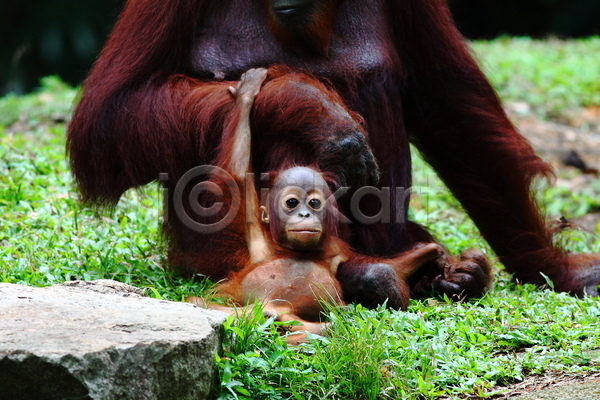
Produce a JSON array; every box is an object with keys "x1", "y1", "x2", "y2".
[
  {"x1": 286, "y1": 198, "x2": 300, "y2": 209},
  {"x1": 308, "y1": 198, "x2": 322, "y2": 210}
]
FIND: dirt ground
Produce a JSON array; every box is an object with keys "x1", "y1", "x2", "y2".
[
  {"x1": 491, "y1": 371, "x2": 600, "y2": 399},
  {"x1": 507, "y1": 103, "x2": 600, "y2": 232},
  {"x1": 437, "y1": 370, "x2": 600, "y2": 399},
  {"x1": 506, "y1": 102, "x2": 600, "y2": 171}
]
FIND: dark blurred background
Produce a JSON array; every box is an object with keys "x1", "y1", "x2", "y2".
[{"x1": 1, "y1": 0, "x2": 599, "y2": 95}]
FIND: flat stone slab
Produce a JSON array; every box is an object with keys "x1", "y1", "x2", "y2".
[{"x1": 0, "y1": 280, "x2": 227, "y2": 400}]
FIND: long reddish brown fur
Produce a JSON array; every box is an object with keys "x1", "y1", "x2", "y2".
[
  {"x1": 67, "y1": 0, "x2": 595, "y2": 294},
  {"x1": 168, "y1": 68, "x2": 365, "y2": 279},
  {"x1": 389, "y1": 1, "x2": 570, "y2": 288}
]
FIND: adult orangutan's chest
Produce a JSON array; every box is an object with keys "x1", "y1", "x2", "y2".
[{"x1": 189, "y1": 0, "x2": 397, "y2": 81}]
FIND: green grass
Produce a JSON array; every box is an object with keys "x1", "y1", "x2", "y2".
[
  {"x1": 0, "y1": 94, "x2": 209, "y2": 299},
  {"x1": 0, "y1": 76, "x2": 77, "y2": 128},
  {"x1": 2, "y1": 38, "x2": 600, "y2": 399},
  {"x1": 472, "y1": 37, "x2": 600, "y2": 120}
]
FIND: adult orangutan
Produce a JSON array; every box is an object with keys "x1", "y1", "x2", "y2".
[{"x1": 67, "y1": 0, "x2": 600, "y2": 303}]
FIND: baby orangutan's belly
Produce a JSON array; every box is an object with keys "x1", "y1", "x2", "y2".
[{"x1": 239, "y1": 259, "x2": 343, "y2": 322}]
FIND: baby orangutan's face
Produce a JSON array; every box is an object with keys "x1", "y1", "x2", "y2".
[{"x1": 266, "y1": 167, "x2": 330, "y2": 251}]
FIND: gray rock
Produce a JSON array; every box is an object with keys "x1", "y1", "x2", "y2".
[{"x1": 0, "y1": 280, "x2": 227, "y2": 400}]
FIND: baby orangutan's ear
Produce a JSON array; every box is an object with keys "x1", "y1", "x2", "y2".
[{"x1": 260, "y1": 206, "x2": 270, "y2": 223}]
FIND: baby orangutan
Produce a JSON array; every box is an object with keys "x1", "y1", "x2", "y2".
[{"x1": 188, "y1": 69, "x2": 446, "y2": 342}]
